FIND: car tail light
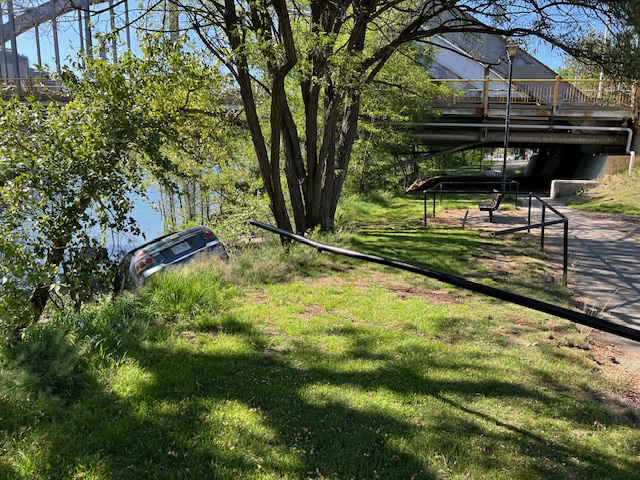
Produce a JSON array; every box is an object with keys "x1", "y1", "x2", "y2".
[
  {"x1": 134, "y1": 250, "x2": 155, "y2": 274},
  {"x1": 202, "y1": 227, "x2": 216, "y2": 240}
]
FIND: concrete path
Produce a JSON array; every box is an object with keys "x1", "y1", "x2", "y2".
[
  {"x1": 540, "y1": 199, "x2": 640, "y2": 331},
  {"x1": 459, "y1": 195, "x2": 640, "y2": 330},
  {"x1": 536, "y1": 199, "x2": 640, "y2": 372}
]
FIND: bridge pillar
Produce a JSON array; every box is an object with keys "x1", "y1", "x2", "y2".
[
  {"x1": 525, "y1": 146, "x2": 584, "y2": 187},
  {"x1": 575, "y1": 154, "x2": 637, "y2": 179}
]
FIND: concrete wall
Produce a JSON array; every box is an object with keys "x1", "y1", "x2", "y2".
[
  {"x1": 573, "y1": 154, "x2": 635, "y2": 180},
  {"x1": 540, "y1": 154, "x2": 565, "y2": 183},
  {"x1": 550, "y1": 180, "x2": 599, "y2": 199}
]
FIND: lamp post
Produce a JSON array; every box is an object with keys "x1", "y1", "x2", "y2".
[{"x1": 502, "y1": 43, "x2": 518, "y2": 190}]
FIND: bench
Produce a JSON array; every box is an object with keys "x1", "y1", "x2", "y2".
[{"x1": 478, "y1": 190, "x2": 503, "y2": 222}]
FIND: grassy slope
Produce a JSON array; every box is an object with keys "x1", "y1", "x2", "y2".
[
  {"x1": 1, "y1": 193, "x2": 638, "y2": 480},
  {"x1": 564, "y1": 168, "x2": 640, "y2": 216}
]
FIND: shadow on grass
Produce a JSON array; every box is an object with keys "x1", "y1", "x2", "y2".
[
  {"x1": 1, "y1": 305, "x2": 637, "y2": 479},
  {"x1": 347, "y1": 227, "x2": 488, "y2": 275}
]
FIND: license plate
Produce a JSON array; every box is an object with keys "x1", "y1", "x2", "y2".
[{"x1": 170, "y1": 241, "x2": 190, "y2": 256}]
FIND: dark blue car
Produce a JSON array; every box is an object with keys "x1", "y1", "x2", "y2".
[{"x1": 115, "y1": 225, "x2": 227, "y2": 291}]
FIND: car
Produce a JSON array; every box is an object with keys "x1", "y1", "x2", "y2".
[{"x1": 114, "y1": 225, "x2": 228, "y2": 291}]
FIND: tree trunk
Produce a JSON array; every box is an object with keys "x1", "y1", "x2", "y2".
[{"x1": 28, "y1": 238, "x2": 67, "y2": 321}]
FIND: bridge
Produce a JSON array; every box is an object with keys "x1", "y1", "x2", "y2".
[
  {"x1": 2, "y1": 1, "x2": 638, "y2": 186},
  {"x1": 402, "y1": 30, "x2": 639, "y2": 186}
]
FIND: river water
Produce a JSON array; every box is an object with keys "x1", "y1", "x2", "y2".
[{"x1": 103, "y1": 187, "x2": 166, "y2": 257}]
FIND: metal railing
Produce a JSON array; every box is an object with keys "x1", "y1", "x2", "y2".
[
  {"x1": 492, "y1": 193, "x2": 569, "y2": 283},
  {"x1": 416, "y1": 185, "x2": 569, "y2": 283},
  {"x1": 251, "y1": 219, "x2": 640, "y2": 344},
  {"x1": 420, "y1": 180, "x2": 520, "y2": 225},
  {"x1": 3, "y1": 76, "x2": 636, "y2": 109},
  {"x1": 1, "y1": 78, "x2": 67, "y2": 99},
  {"x1": 430, "y1": 77, "x2": 639, "y2": 110}
]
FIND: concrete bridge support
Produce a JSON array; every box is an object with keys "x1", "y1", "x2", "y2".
[{"x1": 524, "y1": 146, "x2": 638, "y2": 188}]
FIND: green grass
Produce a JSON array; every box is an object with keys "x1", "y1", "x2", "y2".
[
  {"x1": 0, "y1": 193, "x2": 638, "y2": 479},
  {"x1": 564, "y1": 168, "x2": 640, "y2": 216}
]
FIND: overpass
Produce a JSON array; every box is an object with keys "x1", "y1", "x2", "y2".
[{"x1": 401, "y1": 31, "x2": 639, "y2": 185}]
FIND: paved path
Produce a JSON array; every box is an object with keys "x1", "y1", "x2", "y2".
[
  {"x1": 433, "y1": 197, "x2": 640, "y2": 369},
  {"x1": 430, "y1": 195, "x2": 640, "y2": 338},
  {"x1": 537, "y1": 199, "x2": 640, "y2": 372},
  {"x1": 540, "y1": 199, "x2": 640, "y2": 331}
]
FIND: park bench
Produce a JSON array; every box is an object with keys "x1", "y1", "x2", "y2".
[{"x1": 478, "y1": 190, "x2": 503, "y2": 222}]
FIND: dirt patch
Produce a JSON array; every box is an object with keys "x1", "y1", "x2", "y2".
[
  {"x1": 425, "y1": 207, "x2": 528, "y2": 233},
  {"x1": 586, "y1": 330, "x2": 640, "y2": 415},
  {"x1": 386, "y1": 284, "x2": 463, "y2": 304}
]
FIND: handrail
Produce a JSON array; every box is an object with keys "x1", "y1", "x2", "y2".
[
  {"x1": 250, "y1": 219, "x2": 640, "y2": 344},
  {"x1": 492, "y1": 193, "x2": 569, "y2": 283},
  {"x1": 417, "y1": 181, "x2": 520, "y2": 225}
]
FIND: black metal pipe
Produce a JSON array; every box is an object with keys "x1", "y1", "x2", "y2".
[
  {"x1": 423, "y1": 191, "x2": 427, "y2": 226},
  {"x1": 563, "y1": 220, "x2": 569, "y2": 282},
  {"x1": 537, "y1": 198, "x2": 567, "y2": 219},
  {"x1": 492, "y1": 219, "x2": 566, "y2": 236},
  {"x1": 415, "y1": 189, "x2": 515, "y2": 195},
  {"x1": 527, "y1": 192, "x2": 532, "y2": 234},
  {"x1": 250, "y1": 220, "x2": 640, "y2": 343},
  {"x1": 493, "y1": 220, "x2": 569, "y2": 282},
  {"x1": 541, "y1": 204, "x2": 546, "y2": 250}
]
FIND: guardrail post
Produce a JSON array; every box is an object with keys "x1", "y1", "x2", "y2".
[
  {"x1": 563, "y1": 219, "x2": 569, "y2": 284},
  {"x1": 527, "y1": 192, "x2": 532, "y2": 233},
  {"x1": 423, "y1": 191, "x2": 427, "y2": 226},
  {"x1": 541, "y1": 204, "x2": 546, "y2": 250}
]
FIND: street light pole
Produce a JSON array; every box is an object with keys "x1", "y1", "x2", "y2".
[{"x1": 502, "y1": 43, "x2": 518, "y2": 190}]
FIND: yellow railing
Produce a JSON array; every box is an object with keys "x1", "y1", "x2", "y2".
[{"x1": 430, "y1": 76, "x2": 639, "y2": 110}]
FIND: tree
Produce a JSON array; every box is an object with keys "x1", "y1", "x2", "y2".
[
  {"x1": 348, "y1": 41, "x2": 451, "y2": 194},
  {"x1": 172, "y1": 0, "x2": 640, "y2": 233},
  {"x1": 0, "y1": 36, "x2": 238, "y2": 332}
]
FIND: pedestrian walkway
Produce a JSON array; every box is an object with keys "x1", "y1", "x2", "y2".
[
  {"x1": 541, "y1": 199, "x2": 640, "y2": 331},
  {"x1": 425, "y1": 191, "x2": 640, "y2": 370}
]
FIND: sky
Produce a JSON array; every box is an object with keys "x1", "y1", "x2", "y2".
[
  {"x1": 5, "y1": 3, "x2": 570, "y2": 77},
  {"x1": 6, "y1": 1, "x2": 143, "y2": 74}
]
